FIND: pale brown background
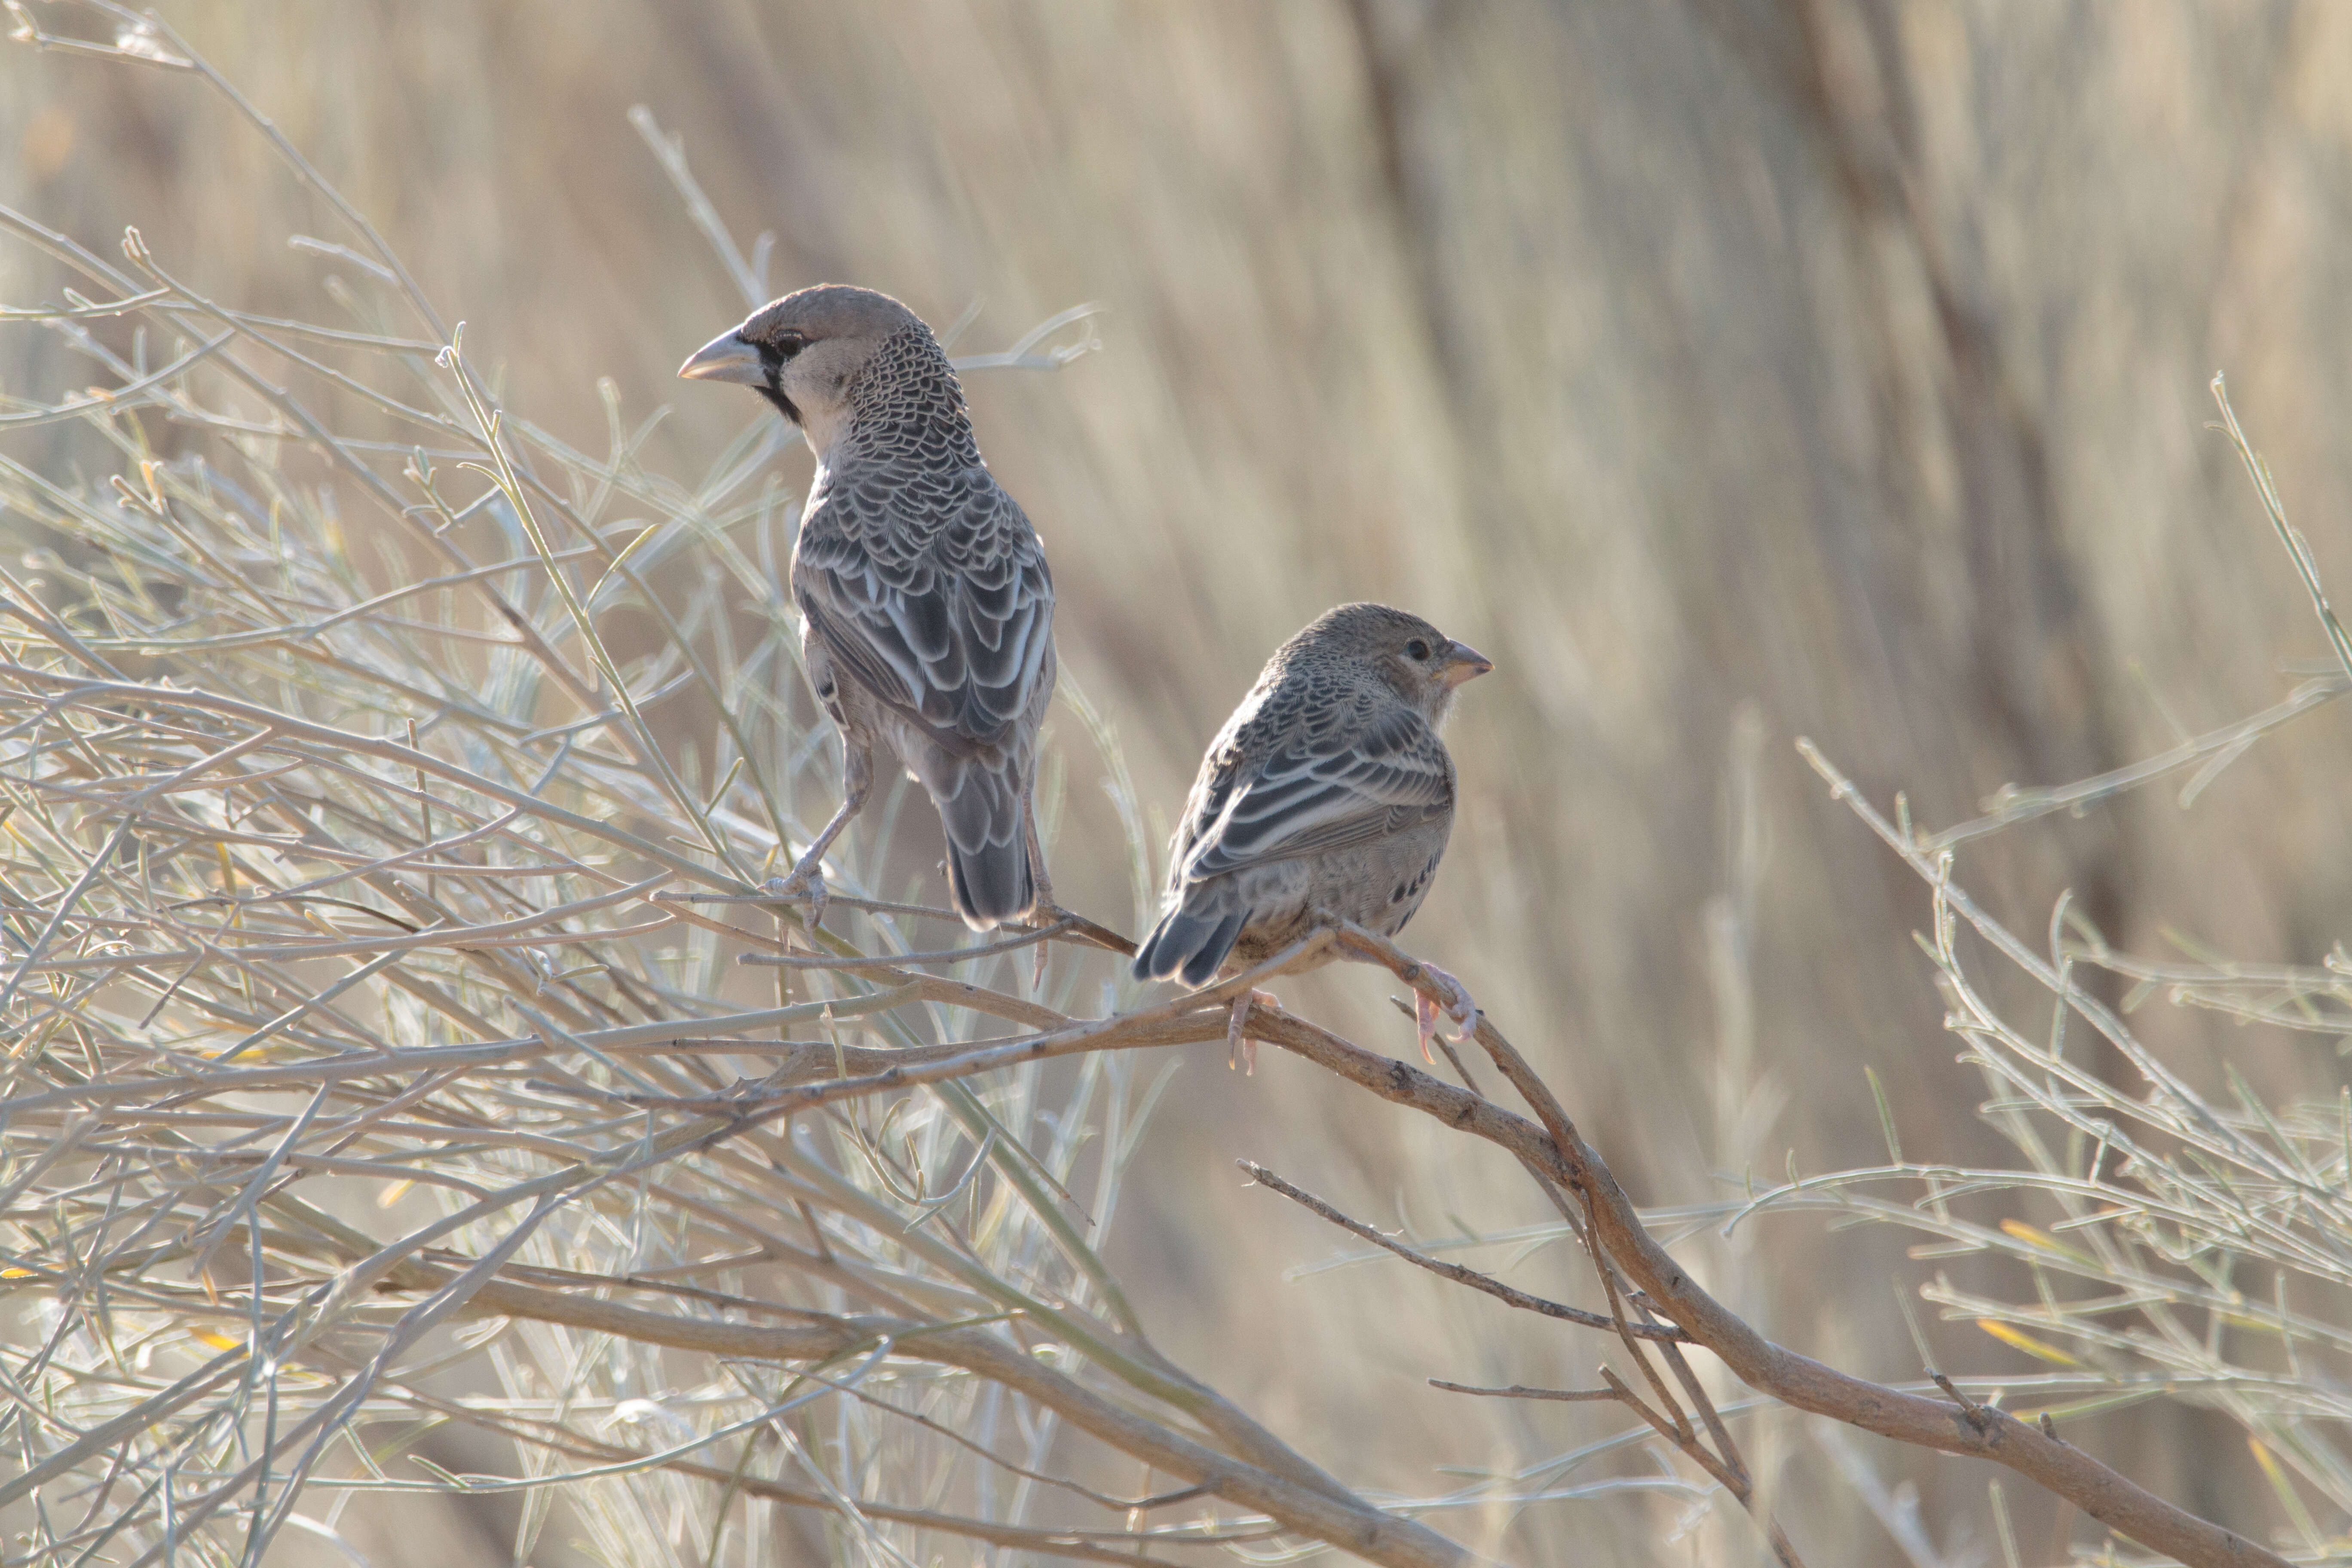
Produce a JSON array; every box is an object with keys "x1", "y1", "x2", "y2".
[{"x1": 6, "y1": 1, "x2": 2349, "y2": 1559}]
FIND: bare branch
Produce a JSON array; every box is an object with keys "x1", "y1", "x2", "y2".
[
  {"x1": 1428, "y1": 1380, "x2": 1621, "y2": 1403},
  {"x1": 1235, "y1": 984, "x2": 2290, "y2": 1567},
  {"x1": 1240, "y1": 1160, "x2": 1690, "y2": 1342}
]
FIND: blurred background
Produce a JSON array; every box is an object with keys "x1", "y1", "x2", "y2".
[{"x1": 7, "y1": 1, "x2": 2351, "y2": 1559}]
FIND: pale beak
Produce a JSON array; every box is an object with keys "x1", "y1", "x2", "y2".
[
  {"x1": 1438, "y1": 640, "x2": 1494, "y2": 687},
  {"x1": 678, "y1": 329, "x2": 766, "y2": 386}
]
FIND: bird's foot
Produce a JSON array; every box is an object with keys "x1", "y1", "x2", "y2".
[
  {"x1": 1023, "y1": 832, "x2": 1057, "y2": 990},
  {"x1": 1027, "y1": 879, "x2": 1056, "y2": 994},
  {"x1": 1228, "y1": 989, "x2": 1283, "y2": 1075},
  {"x1": 763, "y1": 858, "x2": 830, "y2": 933},
  {"x1": 1021, "y1": 784, "x2": 1056, "y2": 964},
  {"x1": 1412, "y1": 965, "x2": 1478, "y2": 1065}
]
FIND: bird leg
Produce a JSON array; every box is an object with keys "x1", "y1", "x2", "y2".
[
  {"x1": 766, "y1": 750, "x2": 872, "y2": 933},
  {"x1": 766, "y1": 808, "x2": 847, "y2": 933},
  {"x1": 1411, "y1": 963, "x2": 1479, "y2": 1066},
  {"x1": 1306, "y1": 906, "x2": 1477, "y2": 1065},
  {"x1": 1022, "y1": 783, "x2": 1055, "y2": 917},
  {"x1": 1228, "y1": 989, "x2": 1283, "y2": 1075},
  {"x1": 1021, "y1": 784, "x2": 1055, "y2": 989}
]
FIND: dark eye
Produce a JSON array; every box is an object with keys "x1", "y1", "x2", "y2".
[
  {"x1": 1405, "y1": 638, "x2": 1430, "y2": 661},
  {"x1": 772, "y1": 331, "x2": 807, "y2": 359}
]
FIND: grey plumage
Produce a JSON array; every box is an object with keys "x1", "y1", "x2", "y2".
[
  {"x1": 1134, "y1": 603, "x2": 1491, "y2": 987},
  {"x1": 682, "y1": 285, "x2": 1056, "y2": 929}
]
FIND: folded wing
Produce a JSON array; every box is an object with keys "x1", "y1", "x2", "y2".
[
  {"x1": 1180, "y1": 701, "x2": 1453, "y2": 885},
  {"x1": 795, "y1": 470, "x2": 1054, "y2": 756}
]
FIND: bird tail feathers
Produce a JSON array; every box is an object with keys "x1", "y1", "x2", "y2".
[
  {"x1": 1132, "y1": 903, "x2": 1246, "y2": 988},
  {"x1": 924, "y1": 747, "x2": 1034, "y2": 931}
]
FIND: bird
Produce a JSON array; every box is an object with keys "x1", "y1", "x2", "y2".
[
  {"x1": 680, "y1": 285, "x2": 1056, "y2": 931},
  {"x1": 1133, "y1": 603, "x2": 1492, "y2": 1065}
]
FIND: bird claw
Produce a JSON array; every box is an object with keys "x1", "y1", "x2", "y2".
[
  {"x1": 1412, "y1": 965, "x2": 1478, "y2": 1065},
  {"x1": 764, "y1": 862, "x2": 830, "y2": 932},
  {"x1": 1228, "y1": 989, "x2": 1282, "y2": 1075},
  {"x1": 1028, "y1": 903, "x2": 1055, "y2": 995}
]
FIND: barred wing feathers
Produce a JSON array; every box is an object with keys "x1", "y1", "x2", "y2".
[
  {"x1": 793, "y1": 462, "x2": 1054, "y2": 928},
  {"x1": 793, "y1": 466, "x2": 1054, "y2": 758},
  {"x1": 1178, "y1": 697, "x2": 1453, "y2": 884}
]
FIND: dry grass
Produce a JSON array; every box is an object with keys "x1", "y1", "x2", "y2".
[
  {"x1": 0, "y1": 13, "x2": 1598, "y2": 1567},
  {"x1": 0, "y1": 14, "x2": 1223, "y2": 1566},
  {"x1": 10, "y1": 3, "x2": 2352, "y2": 1564}
]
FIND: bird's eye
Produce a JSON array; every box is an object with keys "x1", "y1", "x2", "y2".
[
  {"x1": 772, "y1": 331, "x2": 807, "y2": 359},
  {"x1": 1405, "y1": 638, "x2": 1431, "y2": 662}
]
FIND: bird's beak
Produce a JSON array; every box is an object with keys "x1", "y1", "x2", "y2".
[
  {"x1": 1438, "y1": 640, "x2": 1494, "y2": 687},
  {"x1": 678, "y1": 329, "x2": 766, "y2": 386}
]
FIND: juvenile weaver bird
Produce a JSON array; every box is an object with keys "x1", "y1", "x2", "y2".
[
  {"x1": 680, "y1": 285, "x2": 1056, "y2": 930},
  {"x1": 1133, "y1": 603, "x2": 1491, "y2": 1064}
]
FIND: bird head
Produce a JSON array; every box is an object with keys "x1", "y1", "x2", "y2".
[
  {"x1": 1301, "y1": 603, "x2": 1494, "y2": 725},
  {"x1": 678, "y1": 284, "x2": 928, "y2": 461}
]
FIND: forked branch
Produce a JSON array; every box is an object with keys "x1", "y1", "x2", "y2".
[{"x1": 1238, "y1": 923, "x2": 2288, "y2": 1568}]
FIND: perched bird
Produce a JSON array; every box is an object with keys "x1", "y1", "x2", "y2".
[
  {"x1": 680, "y1": 285, "x2": 1056, "y2": 930},
  {"x1": 1133, "y1": 603, "x2": 1491, "y2": 1062}
]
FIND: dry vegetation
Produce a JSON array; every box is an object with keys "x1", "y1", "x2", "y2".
[{"x1": 8, "y1": 3, "x2": 2352, "y2": 1565}]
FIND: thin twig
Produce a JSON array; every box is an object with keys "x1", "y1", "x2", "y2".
[
  {"x1": 1239, "y1": 1161, "x2": 1690, "y2": 1342},
  {"x1": 1427, "y1": 1380, "x2": 1620, "y2": 1403}
]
